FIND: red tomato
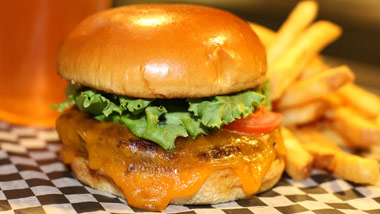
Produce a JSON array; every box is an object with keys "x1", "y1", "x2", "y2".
[{"x1": 224, "y1": 108, "x2": 282, "y2": 134}]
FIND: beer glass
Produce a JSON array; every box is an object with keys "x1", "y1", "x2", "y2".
[{"x1": 0, "y1": 0, "x2": 111, "y2": 127}]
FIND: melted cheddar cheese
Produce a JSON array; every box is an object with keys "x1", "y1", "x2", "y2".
[{"x1": 56, "y1": 109, "x2": 285, "y2": 211}]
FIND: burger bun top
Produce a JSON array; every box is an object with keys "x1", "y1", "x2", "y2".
[{"x1": 57, "y1": 4, "x2": 267, "y2": 98}]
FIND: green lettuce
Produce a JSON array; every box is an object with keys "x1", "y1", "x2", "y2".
[
  {"x1": 53, "y1": 81, "x2": 271, "y2": 151},
  {"x1": 188, "y1": 90, "x2": 265, "y2": 128}
]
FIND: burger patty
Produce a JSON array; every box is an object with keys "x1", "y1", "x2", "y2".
[{"x1": 56, "y1": 109, "x2": 285, "y2": 210}]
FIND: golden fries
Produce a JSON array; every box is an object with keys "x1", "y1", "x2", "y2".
[
  {"x1": 276, "y1": 66, "x2": 354, "y2": 109},
  {"x1": 334, "y1": 153, "x2": 380, "y2": 185},
  {"x1": 299, "y1": 56, "x2": 328, "y2": 80},
  {"x1": 323, "y1": 93, "x2": 345, "y2": 107},
  {"x1": 269, "y1": 21, "x2": 342, "y2": 100},
  {"x1": 338, "y1": 83, "x2": 380, "y2": 118},
  {"x1": 280, "y1": 101, "x2": 327, "y2": 126},
  {"x1": 361, "y1": 145, "x2": 380, "y2": 161},
  {"x1": 325, "y1": 106, "x2": 380, "y2": 148},
  {"x1": 254, "y1": 1, "x2": 380, "y2": 184},
  {"x1": 267, "y1": 1, "x2": 318, "y2": 65},
  {"x1": 281, "y1": 127, "x2": 313, "y2": 181},
  {"x1": 293, "y1": 127, "x2": 379, "y2": 184},
  {"x1": 314, "y1": 120, "x2": 349, "y2": 147},
  {"x1": 248, "y1": 22, "x2": 275, "y2": 48},
  {"x1": 299, "y1": 58, "x2": 327, "y2": 80}
]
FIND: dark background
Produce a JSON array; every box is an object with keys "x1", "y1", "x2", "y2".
[{"x1": 113, "y1": 0, "x2": 380, "y2": 94}]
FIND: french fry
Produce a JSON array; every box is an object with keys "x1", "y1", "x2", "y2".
[
  {"x1": 361, "y1": 145, "x2": 380, "y2": 162},
  {"x1": 338, "y1": 83, "x2": 380, "y2": 118},
  {"x1": 276, "y1": 66, "x2": 354, "y2": 109},
  {"x1": 325, "y1": 106, "x2": 380, "y2": 148},
  {"x1": 292, "y1": 127, "x2": 336, "y2": 170},
  {"x1": 315, "y1": 120, "x2": 349, "y2": 147},
  {"x1": 281, "y1": 127, "x2": 313, "y2": 181},
  {"x1": 280, "y1": 101, "x2": 328, "y2": 126},
  {"x1": 267, "y1": 1, "x2": 318, "y2": 65},
  {"x1": 299, "y1": 56, "x2": 328, "y2": 80},
  {"x1": 269, "y1": 21, "x2": 342, "y2": 100},
  {"x1": 293, "y1": 126, "x2": 380, "y2": 184},
  {"x1": 248, "y1": 22, "x2": 276, "y2": 48},
  {"x1": 323, "y1": 93, "x2": 344, "y2": 107},
  {"x1": 376, "y1": 114, "x2": 380, "y2": 129},
  {"x1": 334, "y1": 153, "x2": 380, "y2": 185}
]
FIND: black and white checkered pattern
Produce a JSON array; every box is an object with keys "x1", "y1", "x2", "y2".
[{"x1": 0, "y1": 121, "x2": 379, "y2": 214}]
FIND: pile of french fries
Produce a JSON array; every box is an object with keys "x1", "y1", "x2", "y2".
[{"x1": 250, "y1": 1, "x2": 380, "y2": 184}]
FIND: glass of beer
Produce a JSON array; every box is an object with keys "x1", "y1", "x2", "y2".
[{"x1": 0, "y1": 0, "x2": 111, "y2": 128}]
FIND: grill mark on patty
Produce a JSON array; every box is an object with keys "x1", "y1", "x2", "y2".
[
  {"x1": 117, "y1": 139, "x2": 127, "y2": 148},
  {"x1": 125, "y1": 164, "x2": 175, "y2": 174},
  {"x1": 199, "y1": 146, "x2": 240, "y2": 160},
  {"x1": 128, "y1": 139, "x2": 158, "y2": 152}
]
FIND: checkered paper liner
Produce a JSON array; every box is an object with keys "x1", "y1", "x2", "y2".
[{"x1": 0, "y1": 121, "x2": 379, "y2": 214}]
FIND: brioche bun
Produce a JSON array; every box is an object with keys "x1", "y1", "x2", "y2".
[{"x1": 57, "y1": 4, "x2": 266, "y2": 98}]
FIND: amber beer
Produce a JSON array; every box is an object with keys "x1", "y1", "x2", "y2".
[{"x1": 0, "y1": 0, "x2": 110, "y2": 127}]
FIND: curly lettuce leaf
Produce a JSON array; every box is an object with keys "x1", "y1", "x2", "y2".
[
  {"x1": 119, "y1": 96, "x2": 152, "y2": 115},
  {"x1": 108, "y1": 107, "x2": 207, "y2": 151},
  {"x1": 259, "y1": 80, "x2": 272, "y2": 110},
  {"x1": 143, "y1": 107, "x2": 189, "y2": 150},
  {"x1": 76, "y1": 90, "x2": 122, "y2": 116},
  {"x1": 50, "y1": 84, "x2": 82, "y2": 112},
  {"x1": 188, "y1": 90, "x2": 265, "y2": 128},
  {"x1": 54, "y1": 81, "x2": 270, "y2": 151}
]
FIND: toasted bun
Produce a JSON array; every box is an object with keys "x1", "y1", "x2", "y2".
[
  {"x1": 57, "y1": 4, "x2": 266, "y2": 98},
  {"x1": 71, "y1": 155, "x2": 284, "y2": 205}
]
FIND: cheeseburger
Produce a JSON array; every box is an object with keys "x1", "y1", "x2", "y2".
[{"x1": 55, "y1": 4, "x2": 286, "y2": 211}]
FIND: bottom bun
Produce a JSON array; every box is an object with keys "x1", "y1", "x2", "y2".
[{"x1": 71, "y1": 155, "x2": 284, "y2": 205}]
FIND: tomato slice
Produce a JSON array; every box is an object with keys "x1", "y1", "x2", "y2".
[{"x1": 224, "y1": 108, "x2": 282, "y2": 134}]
